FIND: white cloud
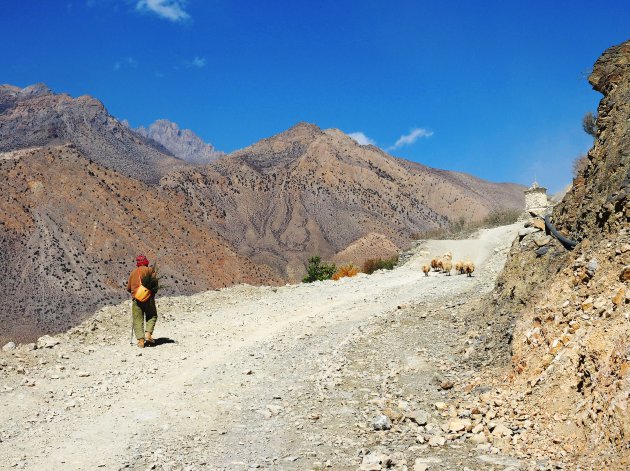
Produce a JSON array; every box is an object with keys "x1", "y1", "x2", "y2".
[
  {"x1": 188, "y1": 56, "x2": 206, "y2": 68},
  {"x1": 388, "y1": 128, "x2": 433, "y2": 151},
  {"x1": 348, "y1": 131, "x2": 376, "y2": 146},
  {"x1": 114, "y1": 56, "x2": 138, "y2": 71},
  {"x1": 136, "y1": 0, "x2": 189, "y2": 22}
]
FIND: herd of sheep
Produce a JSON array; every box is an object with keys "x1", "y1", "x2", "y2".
[{"x1": 421, "y1": 252, "x2": 475, "y2": 277}]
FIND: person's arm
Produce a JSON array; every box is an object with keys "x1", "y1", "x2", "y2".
[{"x1": 126, "y1": 271, "x2": 133, "y2": 293}]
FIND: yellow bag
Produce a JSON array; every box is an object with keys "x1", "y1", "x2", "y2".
[
  {"x1": 133, "y1": 270, "x2": 152, "y2": 302},
  {"x1": 134, "y1": 284, "x2": 152, "y2": 302}
]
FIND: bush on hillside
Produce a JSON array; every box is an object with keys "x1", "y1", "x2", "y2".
[
  {"x1": 303, "y1": 256, "x2": 337, "y2": 283},
  {"x1": 332, "y1": 264, "x2": 360, "y2": 281},
  {"x1": 481, "y1": 209, "x2": 522, "y2": 227},
  {"x1": 573, "y1": 153, "x2": 589, "y2": 177},
  {"x1": 363, "y1": 256, "x2": 399, "y2": 275},
  {"x1": 582, "y1": 112, "x2": 597, "y2": 138}
]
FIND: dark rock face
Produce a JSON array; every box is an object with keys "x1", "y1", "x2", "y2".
[
  {"x1": 136, "y1": 119, "x2": 224, "y2": 165},
  {"x1": 0, "y1": 84, "x2": 186, "y2": 184},
  {"x1": 554, "y1": 40, "x2": 630, "y2": 241}
]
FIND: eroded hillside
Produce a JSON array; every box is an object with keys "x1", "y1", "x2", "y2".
[{"x1": 0, "y1": 145, "x2": 280, "y2": 345}]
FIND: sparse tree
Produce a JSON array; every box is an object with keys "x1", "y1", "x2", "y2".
[
  {"x1": 582, "y1": 112, "x2": 597, "y2": 138},
  {"x1": 572, "y1": 154, "x2": 589, "y2": 177}
]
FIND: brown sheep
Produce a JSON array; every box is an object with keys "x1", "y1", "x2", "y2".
[
  {"x1": 422, "y1": 264, "x2": 430, "y2": 276},
  {"x1": 454, "y1": 261, "x2": 463, "y2": 274},
  {"x1": 437, "y1": 259, "x2": 443, "y2": 271},
  {"x1": 463, "y1": 260, "x2": 475, "y2": 277},
  {"x1": 442, "y1": 260, "x2": 452, "y2": 275},
  {"x1": 431, "y1": 258, "x2": 440, "y2": 271}
]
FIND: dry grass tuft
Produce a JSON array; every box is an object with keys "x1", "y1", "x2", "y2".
[{"x1": 332, "y1": 264, "x2": 360, "y2": 281}]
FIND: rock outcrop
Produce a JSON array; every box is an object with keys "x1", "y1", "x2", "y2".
[
  {"x1": 136, "y1": 119, "x2": 224, "y2": 165},
  {"x1": 485, "y1": 39, "x2": 630, "y2": 467}
]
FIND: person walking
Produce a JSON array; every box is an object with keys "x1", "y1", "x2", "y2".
[{"x1": 127, "y1": 254, "x2": 157, "y2": 348}]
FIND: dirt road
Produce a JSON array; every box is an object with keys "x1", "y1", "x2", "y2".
[{"x1": 0, "y1": 224, "x2": 525, "y2": 470}]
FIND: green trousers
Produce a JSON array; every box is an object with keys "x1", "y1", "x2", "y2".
[{"x1": 132, "y1": 297, "x2": 157, "y2": 340}]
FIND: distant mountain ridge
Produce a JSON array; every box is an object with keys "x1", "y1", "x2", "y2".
[
  {"x1": 136, "y1": 119, "x2": 224, "y2": 165},
  {"x1": 0, "y1": 83, "x2": 186, "y2": 184}
]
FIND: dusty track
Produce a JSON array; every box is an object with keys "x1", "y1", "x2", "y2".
[{"x1": 1, "y1": 224, "x2": 522, "y2": 470}]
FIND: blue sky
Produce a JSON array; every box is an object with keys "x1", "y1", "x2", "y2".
[{"x1": 2, "y1": 1, "x2": 629, "y2": 192}]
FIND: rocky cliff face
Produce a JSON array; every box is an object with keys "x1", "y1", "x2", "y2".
[
  {"x1": 485, "y1": 39, "x2": 630, "y2": 467},
  {"x1": 0, "y1": 84, "x2": 186, "y2": 184},
  {"x1": 162, "y1": 122, "x2": 526, "y2": 279},
  {"x1": 0, "y1": 145, "x2": 280, "y2": 345},
  {"x1": 136, "y1": 119, "x2": 224, "y2": 165}
]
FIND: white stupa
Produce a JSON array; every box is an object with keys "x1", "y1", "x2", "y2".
[{"x1": 523, "y1": 181, "x2": 550, "y2": 217}]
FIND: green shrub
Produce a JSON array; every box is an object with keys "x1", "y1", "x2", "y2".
[
  {"x1": 303, "y1": 256, "x2": 337, "y2": 283},
  {"x1": 362, "y1": 256, "x2": 399, "y2": 275}
]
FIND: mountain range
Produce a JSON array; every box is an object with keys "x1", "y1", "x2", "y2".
[
  {"x1": 0, "y1": 83, "x2": 525, "y2": 342},
  {"x1": 0, "y1": 83, "x2": 183, "y2": 184},
  {"x1": 161, "y1": 122, "x2": 525, "y2": 277}
]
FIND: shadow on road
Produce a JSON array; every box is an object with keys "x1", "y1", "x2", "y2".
[{"x1": 148, "y1": 337, "x2": 176, "y2": 347}]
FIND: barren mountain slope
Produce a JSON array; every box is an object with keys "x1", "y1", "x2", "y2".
[
  {"x1": 136, "y1": 119, "x2": 224, "y2": 164},
  {"x1": 0, "y1": 145, "x2": 280, "y2": 345},
  {"x1": 161, "y1": 123, "x2": 525, "y2": 279},
  {"x1": 481, "y1": 39, "x2": 630, "y2": 467},
  {"x1": 0, "y1": 84, "x2": 185, "y2": 184}
]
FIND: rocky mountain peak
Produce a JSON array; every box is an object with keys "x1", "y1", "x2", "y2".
[
  {"x1": 135, "y1": 119, "x2": 224, "y2": 165},
  {"x1": 19, "y1": 82, "x2": 53, "y2": 97},
  {"x1": 272, "y1": 122, "x2": 322, "y2": 143}
]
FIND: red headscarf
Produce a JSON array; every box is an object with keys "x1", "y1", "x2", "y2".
[{"x1": 136, "y1": 255, "x2": 149, "y2": 267}]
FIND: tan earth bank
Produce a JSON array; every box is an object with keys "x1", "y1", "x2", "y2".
[
  {"x1": 0, "y1": 223, "x2": 567, "y2": 471},
  {"x1": 476, "y1": 39, "x2": 630, "y2": 469}
]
